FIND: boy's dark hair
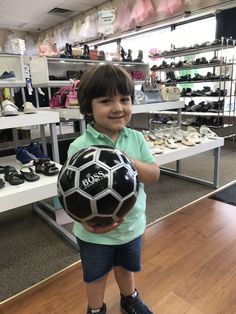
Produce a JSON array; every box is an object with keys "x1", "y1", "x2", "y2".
[{"x1": 77, "y1": 64, "x2": 135, "y2": 122}]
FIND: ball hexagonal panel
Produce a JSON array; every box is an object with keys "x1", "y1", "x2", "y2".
[
  {"x1": 116, "y1": 195, "x2": 137, "y2": 219},
  {"x1": 96, "y1": 193, "x2": 120, "y2": 215},
  {"x1": 79, "y1": 164, "x2": 109, "y2": 197},
  {"x1": 98, "y1": 150, "x2": 121, "y2": 168},
  {"x1": 58, "y1": 168, "x2": 76, "y2": 193},
  {"x1": 112, "y1": 166, "x2": 136, "y2": 197},
  {"x1": 63, "y1": 191, "x2": 92, "y2": 220},
  {"x1": 69, "y1": 148, "x2": 95, "y2": 168}
]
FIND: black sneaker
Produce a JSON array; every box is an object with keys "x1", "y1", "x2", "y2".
[
  {"x1": 0, "y1": 71, "x2": 16, "y2": 80},
  {"x1": 120, "y1": 290, "x2": 153, "y2": 314},
  {"x1": 87, "y1": 303, "x2": 107, "y2": 314}
]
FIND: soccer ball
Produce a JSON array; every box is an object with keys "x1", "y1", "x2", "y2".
[{"x1": 57, "y1": 145, "x2": 139, "y2": 226}]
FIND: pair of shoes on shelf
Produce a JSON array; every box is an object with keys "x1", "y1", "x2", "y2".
[
  {"x1": 186, "y1": 126, "x2": 201, "y2": 144},
  {"x1": 3, "y1": 165, "x2": 39, "y2": 185},
  {"x1": 4, "y1": 166, "x2": 25, "y2": 185},
  {"x1": 16, "y1": 142, "x2": 49, "y2": 165},
  {"x1": 1, "y1": 100, "x2": 19, "y2": 116},
  {"x1": 171, "y1": 127, "x2": 184, "y2": 142},
  {"x1": 34, "y1": 158, "x2": 59, "y2": 176},
  {"x1": 181, "y1": 133, "x2": 195, "y2": 146},
  {"x1": 0, "y1": 100, "x2": 36, "y2": 116},
  {"x1": 181, "y1": 127, "x2": 201, "y2": 146},
  {"x1": 120, "y1": 289, "x2": 153, "y2": 314},
  {"x1": 164, "y1": 137, "x2": 178, "y2": 149},
  {"x1": 199, "y1": 126, "x2": 218, "y2": 139},
  {"x1": 23, "y1": 102, "x2": 36, "y2": 114},
  {"x1": 0, "y1": 71, "x2": 16, "y2": 80}
]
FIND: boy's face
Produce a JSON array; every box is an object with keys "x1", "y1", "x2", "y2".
[{"x1": 92, "y1": 94, "x2": 132, "y2": 138}]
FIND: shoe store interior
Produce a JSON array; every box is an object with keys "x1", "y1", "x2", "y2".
[{"x1": 1, "y1": 0, "x2": 236, "y2": 313}]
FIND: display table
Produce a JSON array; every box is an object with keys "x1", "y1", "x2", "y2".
[
  {"x1": 154, "y1": 137, "x2": 224, "y2": 188},
  {"x1": 0, "y1": 111, "x2": 60, "y2": 163},
  {"x1": 0, "y1": 155, "x2": 61, "y2": 212}
]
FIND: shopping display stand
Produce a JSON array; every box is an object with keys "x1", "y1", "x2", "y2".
[{"x1": 0, "y1": 111, "x2": 60, "y2": 210}]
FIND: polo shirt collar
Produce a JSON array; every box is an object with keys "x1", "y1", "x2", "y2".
[{"x1": 87, "y1": 123, "x2": 129, "y2": 139}]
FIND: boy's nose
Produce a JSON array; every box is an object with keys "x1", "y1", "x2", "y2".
[{"x1": 112, "y1": 101, "x2": 123, "y2": 111}]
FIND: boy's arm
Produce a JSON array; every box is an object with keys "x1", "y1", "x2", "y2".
[{"x1": 131, "y1": 159, "x2": 160, "y2": 184}]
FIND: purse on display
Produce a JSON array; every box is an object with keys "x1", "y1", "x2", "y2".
[
  {"x1": 64, "y1": 81, "x2": 80, "y2": 109},
  {"x1": 38, "y1": 38, "x2": 60, "y2": 57},
  {"x1": 141, "y1": 75, "x2": 163, "y2": 103},
  {"x1": 49, "y1": 81, "x2": 80, "y2": 109},
  {"x1": 160, "y1": 86, "x2": 180, "y2": 101}
]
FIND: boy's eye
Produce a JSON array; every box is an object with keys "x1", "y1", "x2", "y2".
[
  {"x1": 121, "y1": 97, "x2": 130, "y2": 102},
  {"x1": 100, "y1": 98, "x2": 110, "y2": 103}
]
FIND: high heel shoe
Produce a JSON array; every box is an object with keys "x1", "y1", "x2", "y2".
[
  {"x1": 125, "y1": 49, "x2": 132, "y2": 62},
  {"x1": 120, "y1": 46, "x2": 127, "y2": 62},
  {"x1": 133, "y1": 50, "x2": 143, "y2": 62},
  {"x1": 80, "y1": 45, "x2": 90, "y2": 59},
  {"x1": 112, "y1": 46, "x2": 122, "y2": 61}
]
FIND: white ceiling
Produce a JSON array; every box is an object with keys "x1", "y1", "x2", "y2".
[{"x1": 0, "y1": 0, "x2": 106, "y2": 33}]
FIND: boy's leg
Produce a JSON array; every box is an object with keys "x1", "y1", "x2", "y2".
[
  {"x1": 113, "y1": 267, "x2": 135, "y2": 296},
  {"x1": 114, "y1": 268, "x2": 153, "y2": 313},
  {"x1": 86, "y1": 274, "x2": 108, "y2": 310}
]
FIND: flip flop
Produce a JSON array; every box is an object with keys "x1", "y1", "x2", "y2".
[
  {"x1": 4, "y1": 166, "x2": 25, "y2": 185},
  {"x1": 20, "y1": 167, "x2": 40, "y2": 182}
]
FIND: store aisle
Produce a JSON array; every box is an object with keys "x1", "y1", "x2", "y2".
[{"x1": 1, "y1": 192, "x2": 236, "y2": 313}]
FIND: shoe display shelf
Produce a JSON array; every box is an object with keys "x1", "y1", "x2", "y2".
[
  {"x1": 152, "y1": 136, "x2": 224, "y2": 188},
  {"x1": 0, "y1": 110, "x2": 61, "y2": 211},
  {"x1": 0, "y1": 110, "x2": 78, "y2": 247},
  {"x1": 150, "y1": 110, "x2": 235, "y2": 136},
  {"x1": 35, "y1": 106, "x2": 86, "y2": 134},
  {"x1": 0, "y1": 111, "x2": 60, "y2": 162},
  {"x1": 29, "y1": 57, "x2": 149, "y2": 133},
  {"x1": 0, "y1": 53, "x2": 26, "y2": 88},
  {"x1": 0, "y1": 155, "x2": 61, "y2": 212},
  {"x1": 152, "y1": 38, "x2": 236, "y2": 137},
  {"x1": 131, "y1": 101, "x2": 224, "y2": 188},
  {"x1": 29, "y1": 56, "x2": 149, "y2": 88}
]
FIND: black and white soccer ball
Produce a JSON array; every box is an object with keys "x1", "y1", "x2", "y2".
[{"x1": 57, "y1": 145, "x2": 139, "y2": 226}]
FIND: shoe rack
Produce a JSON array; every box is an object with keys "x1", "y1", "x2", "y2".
[
  {"x1": 0, "y1": 110, "x2": 61, "y2": 212},
  {"x1": 0, "y1": 53, "x2": 26, "y2": 88},
  {"x1": 151, "y1": 38, "x2": 236, "y2": 138},
  {"x1": 29, "y1": 56, "x2": 150, "y2": 88},
  {"x1": 30, "y1": 56, "x2": 225, "y2": 189}
]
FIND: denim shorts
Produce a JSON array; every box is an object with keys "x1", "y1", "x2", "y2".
[{"x1": 77, "y1": 236, "x2": 142, "y2": 283}]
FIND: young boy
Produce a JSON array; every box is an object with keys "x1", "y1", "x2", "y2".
[{"x1": 68, "y1": 64, "x2": 160, "y2": 314}]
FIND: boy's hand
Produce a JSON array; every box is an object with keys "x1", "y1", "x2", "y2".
[{"x1": 82, "y1": 218, "x2": 124, "y2": 234}]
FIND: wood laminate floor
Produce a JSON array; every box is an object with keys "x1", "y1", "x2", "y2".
[{"x1": 1, "y1": 193, "x2": 236, "y2": 314}]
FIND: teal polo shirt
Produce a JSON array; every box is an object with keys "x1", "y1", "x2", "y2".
[{"x1": 68, "y1": 124, "x2": 156, "y2": 245}]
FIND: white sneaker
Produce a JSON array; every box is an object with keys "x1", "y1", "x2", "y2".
[
  {"x1": 1, "y1": 100, "x2": 19, "y2": 116},
  {"x1": 23, "y1": 102, "x2": 36, "y2": 114}
]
